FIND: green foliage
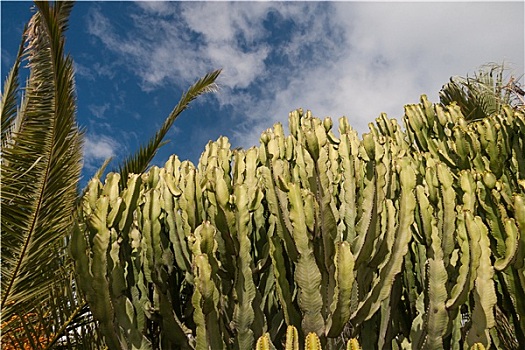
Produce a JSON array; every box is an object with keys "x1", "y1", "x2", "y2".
[
  {"x1": 0, "y1": 2, "x2": 97, "y2": 348},
  {"x1": 115, "y1": 69, "x2": 221, "y2": 191},
  {"x1": 73, "y1": 91, "x2": 525, "y2": 348},
  {"x1": 439, "y1": 63, "x2": 524, "y2": 121},
  {"x1": 402, "y1": 96, "x2": 524, "y2": 349},
  {"x1": 1, "y1": 1, "x2": 220, "y2": 348},
  {"x1": 6, "y1": 3, "x2": 522, "y2": 349}
]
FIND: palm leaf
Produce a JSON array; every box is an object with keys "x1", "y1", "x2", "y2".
[
  {"x1": 116, "y1": 68, "x2": 221, "y2": 189},
  {"x1": 1, "y1": 27, "x2": 26, "y2": 147},
  {"x1": 1, "y1": 2, "x2": 88, "y2": 348},
  {"x1": 439, "y1": 63, "x2": 521, "y2": 121},
  {"x1": 2, "y1": 2, "x2": 221, "y2": 348},
  {"x1": 39, "y1": 250, "x2": 103, "y2": 349}
]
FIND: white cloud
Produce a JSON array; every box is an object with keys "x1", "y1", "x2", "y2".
[
  {"x1": 88, "y1": 103, "x2": 110, "y2": 119},
  {"x1": 179, "y1": 2, "x2": 267, "y2": 44},
  {"x1": 73, "y1": 61, "x2": 95, "y2": 81},
  {"x1": 239, "y1": 1, "x2": 524, "y2": 146},
  {"x1": 134, "y1": 1, "x2": 171, "y2": 15},
  {"x1": 83, "y1": 134, "x2": 118, "y2": 171},
  {"x1": 87, "y1": 1, "x2": 524, "y2": 150}
]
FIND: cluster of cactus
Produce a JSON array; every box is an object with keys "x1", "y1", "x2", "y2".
[
  {"x1": 71, "y1": 96, "x2": 525, "y2": 349},
  {"x1": 254, "y1": 325, "x2": 487, "y2": 350},
  {"x1": 397, "y1": 97, "x2": 525, "y2": 349},
  {"x1": 255, "y1": 325, "x2": 362, "y2": 350}
]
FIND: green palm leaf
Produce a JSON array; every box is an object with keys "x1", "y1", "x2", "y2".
[
  {"x1": 115, "y1": 68, "x2": 221, "y2": 190},
  {"x1": 439, "y1": 63, "x2": 523, "y2": 121},
  {"x1": 1, "y1": 2, "x2": 221, "y2": 348},
  {"x1": 1, "y1": 27, "x2": 26, "y2": 147},
  {"x1": 0, "y1": 2, "x2": 90, "y2": 348}
]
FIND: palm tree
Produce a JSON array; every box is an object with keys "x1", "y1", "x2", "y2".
[
  {"x1": 0, "y1": 2, "x2": 220, "y2": 348},
  {"x1": 439, "y1": 62, "x2": 524, "y2": 121}
]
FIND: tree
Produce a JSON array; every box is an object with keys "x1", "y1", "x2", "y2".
[
  {"x1": 439, "y1": 62, "x2": 524, "y2": 121},
  {"x1": 0, "y1": 2, "x2": 220, "y2": 348}
]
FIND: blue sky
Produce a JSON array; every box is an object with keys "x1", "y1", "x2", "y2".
[{"x1": 2, "y1": 1, "x2": 524, "y2": 183}]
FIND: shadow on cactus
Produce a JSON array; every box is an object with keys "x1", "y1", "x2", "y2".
[{"x1": 72, "y1": 95, "x2": 525, "y2": 349}]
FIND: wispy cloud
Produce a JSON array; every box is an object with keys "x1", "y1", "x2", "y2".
[
  {"x1": 73, "y1": 61, "x2": 95, "y2": 81},
  {"x1": 86, "y1": 1, "x2": 524, "y2": 149},
  {"x1": 1, "y1": 48, "x2": 14, "y2": 68},
  {"x1": 88, "y1": 103, "x2": 110, "y2": 119},
  {"x1": 83, "y1": 133, "x2": 118, "y2": 172}
]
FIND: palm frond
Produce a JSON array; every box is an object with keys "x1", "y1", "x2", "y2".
[
  {"x1": 439, "y1": 63, "x2": 522, "y2": 120},
  {"x1": 1, "y1": 27, "x2": 26, "y2": 147},
  {"x1": 116, "y1": 69, "x2": 221, "y2": 189},
  {"x1": 1, "y1": 0, "x2": 83, "y2": 340},
  {"x1": 1, "y1": 248, "x2": 102, "y2": 350},
  {"x1": 43, "y1": 254, "x2": 104, "y2": 350},
  {"x1": 92, "y1": 156, "x2": 113, "y2": 180}
]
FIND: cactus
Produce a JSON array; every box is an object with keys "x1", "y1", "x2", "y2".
[
  {"x1": 256, "y1": 333, "x2": 277, "y2": 350},
  {"x1": 403, "y1": 96, "x2": 524, "y2": 348},
  {"x1": 254, "y1": 326, "x2": 361, "y2": 350},
  {"x1": 73, "y1": 96, "x2": 525, "y2": 348}
]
